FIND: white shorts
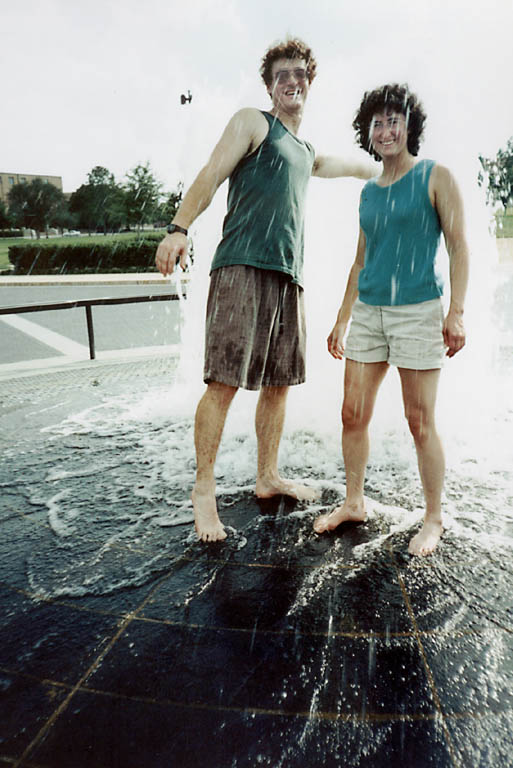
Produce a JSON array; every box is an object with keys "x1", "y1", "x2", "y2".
[{"x1": 345, "y1": 298, "x2": 445, "y2": 370}]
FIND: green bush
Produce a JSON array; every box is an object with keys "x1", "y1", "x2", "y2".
[
  {"x1": 8, "y1": 234, "x2": 164, "y2": 275},
  {"x1": 0, "y1": 229, "x2": 23, "y2": 238}
]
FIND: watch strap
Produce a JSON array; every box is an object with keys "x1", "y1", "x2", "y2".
[{"x1": 167, "y1": 224, "x2": 188, "y2": 236}]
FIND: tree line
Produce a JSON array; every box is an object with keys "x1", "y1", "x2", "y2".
[
  {"x1": 478, "y1": 137, "x2": 513, "y2": 213},
  {"x1": 2, "y1": 138, "x2": 511, "y2": 238},
  {"x1": 0, "y1": 163, "x2": 182, "y2": 237}
]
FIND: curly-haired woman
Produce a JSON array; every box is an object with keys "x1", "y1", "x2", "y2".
[{"x1": 314, "y1": 84, "x2": 469, "y2": 556}]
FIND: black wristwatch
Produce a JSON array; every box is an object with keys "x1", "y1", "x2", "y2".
[{"x1": 167, "y1": 224, "x2": 188, "y2": 236}]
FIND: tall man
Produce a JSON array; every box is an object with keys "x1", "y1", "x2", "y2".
[{"x1": 156, "y1": 38, "x2": 375, "y2": 542}]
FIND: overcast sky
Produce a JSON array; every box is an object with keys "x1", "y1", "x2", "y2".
[{"x1": 2, "y1": 0, "x2": 512, "y2": 197}]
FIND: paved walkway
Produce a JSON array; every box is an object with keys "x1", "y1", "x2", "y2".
[
  {"x1": 0, "y1": 272, "x2": 187, "y2": 379},
  {"x1": 1, "y1": 354, "x2": 512, "y2": 767},
  {"x1": 0, "y1": 274, "x2": 512, "y2": 767}
]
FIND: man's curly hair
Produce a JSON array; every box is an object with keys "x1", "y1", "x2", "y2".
[
  {"x1": 260, "y1": 38, "x2": 317, "y2": 88},
  {"x1": 353, "y1": 84, "x2": 427, "y2": 161}
]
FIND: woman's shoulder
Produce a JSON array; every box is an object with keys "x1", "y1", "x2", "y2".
[{"x1": 426, "y1": 161, "x2": 456, "y2": 187}]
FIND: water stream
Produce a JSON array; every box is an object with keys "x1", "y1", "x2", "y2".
[{"x1": 2, "y1": 167, "x2": 512, "y2": 766}]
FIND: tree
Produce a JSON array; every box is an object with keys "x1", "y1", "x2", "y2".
[
  {"x1": 155, "y1": 183, "x2": 183, "y2": 227},
  {"x1": 69, "y1": 165, "x2": 126, "y2": 233},
  {"x1": 0, "y1": 200, "x2": 12, "y2": 229},
  {"x1": 68, "y1": 185, "x2": 96, "y2": 231},
  {"x1": 8, "y1": 179, "x2": 67, "y2": 236},
  {"x1": 87, "y1": 165, "x2": 115, "y2": 187},
  {"x1": 478, "y1": 137, "x2": 513, "y2": 211},
  {"x1": 124, "y1": 162, "x2": 163, "y2": 230}
]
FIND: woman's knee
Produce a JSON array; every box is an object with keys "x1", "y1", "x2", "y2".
[
  {"x1": 342, "y1": 398, "x2": 372, "y2": 430},
  {"x1": 405, "y1": 406, "x2": 434, "y2": 442}
]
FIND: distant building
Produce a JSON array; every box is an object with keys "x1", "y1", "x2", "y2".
[{"x1": 0, "y1": 172, "x2": 63, "y2": 207}]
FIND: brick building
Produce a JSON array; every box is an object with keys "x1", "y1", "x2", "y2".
[{"x1": 0, "y1": 172, "x2": 63, "y2": 207}]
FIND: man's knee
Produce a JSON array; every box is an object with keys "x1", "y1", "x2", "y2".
[
  {"x1": 259, "y1": 385, "x2": 289, "y2": 402},
  {"x1": 206, "y1": 381, "x2": 238, "y2": 407}
]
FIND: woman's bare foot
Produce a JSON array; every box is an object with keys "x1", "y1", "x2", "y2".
[
  {"x1": 313, "y1": 499, "x2": 366, "y2": 534},
  {"x1": 192, "y1": 487, "x2": 227, "y2": 542},
  {"x1": 255, "y1": 476, "x2": 319, "y2": 502},
  {"x1": 408, "y1": 518, "x2": 443, "y2": 556}
]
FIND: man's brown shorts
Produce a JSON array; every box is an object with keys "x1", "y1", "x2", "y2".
[{"x1": 204, "y1": 264, "x2": 306, "y2": 391}]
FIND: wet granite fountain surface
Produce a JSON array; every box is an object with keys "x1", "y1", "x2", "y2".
[{"x1": 0, "y1": 357, "x2": 512, "y2": 767}]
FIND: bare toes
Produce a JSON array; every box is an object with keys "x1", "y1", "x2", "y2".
[{"x1": 313, "y1": 515, "x2": 329, "y2": 534}]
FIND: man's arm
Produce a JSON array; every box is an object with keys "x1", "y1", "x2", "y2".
[
  {"x1": 327, "y1": 227, "x2": 366, "y2": 359},
  {"x1": 156, "y1": 108, "x2": 267, "y2": 276},
  {"x1": 431, "y1": 164, "x2": 470, "y2": 357},
  {"x1": 313, "y1": 155, "x2": 380, "y2": 180}
]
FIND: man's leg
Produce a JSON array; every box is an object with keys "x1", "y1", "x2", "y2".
[
  {"x1": 398, "y1": 367, "x2": 444, "y2": 556},
  {"x1": 254, "y1": 385, "x2": 318, "y2": 500},
  {"x1": 193, "y1": 381, "x2": 238, "y2": 541},
  {"x1": 314, "y1": 360, "x2": 388, "y2": 533}
]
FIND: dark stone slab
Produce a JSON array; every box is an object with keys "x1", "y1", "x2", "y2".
[
  {"x1": 422, "y1": 630, "x2": 513, "y2": 715},
  {"x1": 30, "y1": 691, "x2": 453, "y2": 768},
  {"x1": 0, "y1": 592, "x2": 120, "y2": 685},
  {"x1": 444, "y1": 711, "x2": 513, "y2": 767},
  {"x1": 211, "y1": 491, "x2": 391, "y2": 570},
  {"x1": 1, "y1": 359, "x2": 511, "y2": 768},
  {"x1": 0, "y1": 670, "x2": 67, "y2": 760},
  {"x1": 141, "y1": 554, "x2": 412, "y2": 636},
  {"x1": 395, "y1": 554, "x2": 513, "y2": 633},
  {"x1": 55, "y1": 575, "x2": 166, "y2": 618},
  {"x1": 86, "y1": 620, "x2": 435, "y2": 717},
  {"x1": 0, "y1": 519, "x2": 51, "y2": 590}
]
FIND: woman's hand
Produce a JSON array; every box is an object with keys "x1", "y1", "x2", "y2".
[{"x1": 327, "y1": 321, "x2": 347, "y2": 360}]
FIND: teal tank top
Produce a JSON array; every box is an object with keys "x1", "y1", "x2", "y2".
[
  {"x1": 358, "y1": 159, "x2": 443, "y2": 306},
  {"x1": 210, "y1": 111, "x2": 315, "y2": 288}
]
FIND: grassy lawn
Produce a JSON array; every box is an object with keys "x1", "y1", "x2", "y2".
[
  {"x1": 0, "y1": 231, "x2": 165, "y2": 272},
  {"x1": 496, "y1": 213, "x2": 513, "y2": 238}
]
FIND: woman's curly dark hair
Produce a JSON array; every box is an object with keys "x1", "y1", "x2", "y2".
[
  {"x1": 353, "y1": 84, "x2": 427, "y2": 161},
  {"x1": 260, "y1": 38, "x2": 317, "y2": 88}
]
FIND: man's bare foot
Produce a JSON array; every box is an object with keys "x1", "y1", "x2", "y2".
[
  {"x1": 192, "y1": 488, "x2": 227, "y2": 542},
  {"x1": 255, "y1": 476, "x2": 319, "y2": 502},
  {"x1": 408, "y1": 518, "x2": 443, "y2": 556},
  {"x1": 313, "y1": 499, "x2": 366, "y2": 534}
]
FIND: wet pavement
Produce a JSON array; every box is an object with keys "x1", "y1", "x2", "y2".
[{"x1": 1, "y1": 355, "x2": 512, "y2": 768}]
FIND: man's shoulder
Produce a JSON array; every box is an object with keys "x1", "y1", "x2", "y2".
[
  {"x1": 224, "y1": 109, "x2": 270, "y2": 155},
  {"x1": 228, "y1": 107, "x2": 268, "y2": 129}
]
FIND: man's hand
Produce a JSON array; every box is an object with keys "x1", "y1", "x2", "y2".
[
  {"x1": 155, "y1": 232, "x2": 188, "y2": 276},
  {"x1": 327, "y1": 321, "x2": 347, "y2": 360},
  {"x1": 443, "y1": 309, "x2": 465, "y2": 357}
]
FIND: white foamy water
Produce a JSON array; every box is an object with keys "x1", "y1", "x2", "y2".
[{"x1": 23, "y1": 161, "x2": 512, "y2": 605}]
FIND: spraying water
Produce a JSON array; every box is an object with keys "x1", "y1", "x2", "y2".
[{"x1": 3, "y1": 133, "x2": 511, "y2": 766}]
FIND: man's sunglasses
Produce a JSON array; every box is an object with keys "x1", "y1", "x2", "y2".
[{"x1": 273, "y1": 68, "x2": 308, "y2": 84}]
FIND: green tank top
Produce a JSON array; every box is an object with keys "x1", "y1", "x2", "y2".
[
  {"x1": 210, "y1": 111, "x2": 315, "y2": 287},
  {"x1": 358, "y1": 159, "x2": 443, "y2": 305}
]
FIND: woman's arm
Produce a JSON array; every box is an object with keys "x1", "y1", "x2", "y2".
[
  {"x1": 327, "y1": 227, "x2": 366, "y2": 359},
  {"x1": 431, "y1": 164, "x2": 470, "y2": 357}
]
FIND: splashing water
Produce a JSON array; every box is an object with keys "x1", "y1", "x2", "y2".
[
  {"x1": 3, "y1": 156, "x2": 512, "y2": 767},
  {"x1": 17, "y1": 236, "x2": 512, "y2": 605}
]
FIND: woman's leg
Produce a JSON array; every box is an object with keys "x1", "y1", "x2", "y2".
[
  {"x1": 314, "y1": 359, "x2": 388, "y2": 533},
  {"x1": 398, "y1": 367, "x2": 445, "y2": 555}
]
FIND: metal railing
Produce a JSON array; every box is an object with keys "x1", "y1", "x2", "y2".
[{"x1": 0, "y1": 292, "x2": 184, "y2": 360}]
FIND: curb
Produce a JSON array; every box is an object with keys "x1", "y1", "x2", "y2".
[{"x1": 0, "y1": 273, "x2": 191, "y2": 287}]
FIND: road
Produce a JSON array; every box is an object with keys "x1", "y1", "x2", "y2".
[{"x1": 0, "y1": 282, "x2": 184, "y2": 367}]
